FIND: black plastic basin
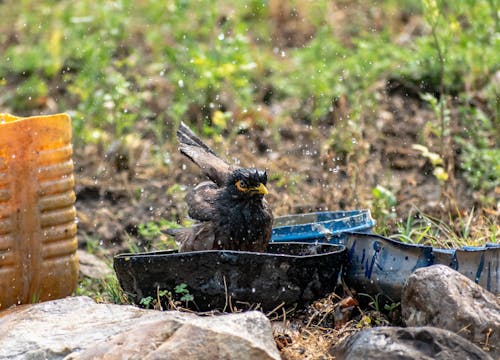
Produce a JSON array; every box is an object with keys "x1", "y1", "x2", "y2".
[{"x1": 114, "y1": 242, "x2": 346, "y2": 312}]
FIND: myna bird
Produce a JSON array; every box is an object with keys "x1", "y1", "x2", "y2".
[{"x1": 165, "y1": 122, "x2": 273, "y2": 252}]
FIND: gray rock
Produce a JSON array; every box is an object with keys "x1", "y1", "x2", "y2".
[
  {"x1": 402, "y1": 265, "x2": 500, "y2": 358},
  {"x1": 0, "y1": 296, "x2": 280, "y2": 360},
  {"x1": 77, "y1": 250, "x2": 113, "y2": 280},
  {"x1": 330, "y1": 326, "x2": 493, "y2": 360}
]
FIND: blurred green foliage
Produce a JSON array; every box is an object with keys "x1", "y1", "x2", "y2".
[{"x1": 0, "y1": 0, "x2": 498, "y2": 198}]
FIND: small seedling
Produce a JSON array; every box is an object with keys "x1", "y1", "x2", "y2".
[
  {"x1": 174, "y1": 283, "x2": 194, "y2": 304},
  {"x1": 139, "y1": 296, "x2": 154, "y2": 309}
]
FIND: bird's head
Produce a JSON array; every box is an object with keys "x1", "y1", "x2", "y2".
[{"x1": 226, "y1": 168, "x2": 269, "y2": 198}]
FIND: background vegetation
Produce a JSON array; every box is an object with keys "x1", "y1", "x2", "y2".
[{"x1": 0, "y1": 0, "x2": 498, "y2": 257}]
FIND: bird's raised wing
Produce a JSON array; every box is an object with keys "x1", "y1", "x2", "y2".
[{"x1": 177, "y1": 121, "x2": 237, "y2": 186}]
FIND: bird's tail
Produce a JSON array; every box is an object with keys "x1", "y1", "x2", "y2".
[
  {"x1": 161, "y1": 227, "x2": 186, "y2": 251},
  {"x1": 161, "y1": 228, "x2": 181, "y2": 236}
]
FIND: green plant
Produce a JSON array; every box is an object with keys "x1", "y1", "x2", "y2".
[
  {"x1": 455, "y1": 105, "x2": 500, "y2": 197},
  {"x1": 139, "y1": 288, "x2": 174, "y2": 310},
  {"x1": 383, "y1": 301, "x2": 400, "y2": 312},
  {"x1": 130, "y1": 219, "x2": 181, "y2": 253},
  {"x1": 359, "y1": 292, "x2": 400, "y2": 326},
  {"x1": 400, "y1": 1, "x2": 498, "y2": 95},
  {"x1": 31, "y1": 292, "x2": 40, "y2": 304},
  {"x1": 362, "y1": 292, "x2": 400, "y2": 313},
  {"x1": 139, "y1": 296, "x2": 154, "y2": 309},
  {"x1": 390, "y1": 207, "x2": 483, "y2": 248},
  {"x1": 103, "y1": 273, "x2": 126, "y2": 304},
  {"x1": 174, "y1": 283, "x2": 194, "y2": 305},
  {"x1": 417, "y1": 0, "x2": 453, "y2": 188},
  {"x1": 84, "y1": 235, "x2": 101, "y2": 255},
  {"x1": 371, "y1": 185, "x2": 397, "y2": 231},
  {"x1": 412, "y1": 143, "x2": 448, "y2": 184},
  {"x1": 421, "y1": 0, "x2": 447, "y2": 142},
  {"x1": 75, "y1": 273, "x2": 127, "y2": 305},
  {"x1": 10, "y1": 75, "x2": 48, "y2": 111},
  {"x1": 139, "y1": 285, "x2": 194, "y2": 310},
  {"x1": 137, "y1": 221, "x2": 165, "y2": 242}
]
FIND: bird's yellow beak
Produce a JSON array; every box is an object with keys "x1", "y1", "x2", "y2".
[
  {"x1": 236, "y1": 180, "x2": 269, "y2": 195},
  {"x1": 251, "y1": 183, "x2": 268, "y2": 195}
]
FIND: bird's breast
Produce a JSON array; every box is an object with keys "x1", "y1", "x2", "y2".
[{"x1": 216, "y1": 200, "x2": 271, "y2": 244}]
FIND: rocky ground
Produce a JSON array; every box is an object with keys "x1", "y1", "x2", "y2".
[{"x1": 1, "y1": 265, "x2": 497, "y2": 359}]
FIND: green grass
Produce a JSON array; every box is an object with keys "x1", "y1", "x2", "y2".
[
  {"x1": 75, "y1": 273, "x2": 128, "y2": 305},
  {"x1": 1, "y1": 1, "x2": 496, "y2": 134},
  {"x1": 390, "y1": 206, "x2": 499, "y2": 248}
]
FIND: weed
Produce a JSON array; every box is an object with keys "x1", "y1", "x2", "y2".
[
  {"x1": 412, "y1": 143, "x2": 448, "y2": 184},
  {"x1": 371, "y1": 185, "x2": 397, "y2": 231},
  {"x1": 174, "y1": 283, "x2": 195, "y2": 306},
  {"x1": 139, "y1": 296, "x2": 154, "y2": 309},
  {"x1": 137, "y1": 221, "x2": 164, "y2": 243},
  {"x1": 455, "y1": 105, "x2": 500, "y2": 197},
  {"x1": 128, "y1": 219, "x2": 180, "y2": 253},
  {"x1": 358, "y1": 292, "x2": 400, "y2": 326},
  {"x1": 391, "y1": 207, "x2": 497, "y2": 248},
  {"x1": 75, "y1": 273, "x2": 128, "y2": 305},
  {"x1": 138, "y1": 284, "x2": 194, "y2": 311},
  {"x1": 31, "y1": 292, "x2": 40, "y2": 304},
  {"x1": 84, "y1": 235, "x2": 101, "y2": 255}
]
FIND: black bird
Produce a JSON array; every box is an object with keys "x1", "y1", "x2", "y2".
[{"x1": 165, "y1": 122, "x2": 273, "y2": 252}]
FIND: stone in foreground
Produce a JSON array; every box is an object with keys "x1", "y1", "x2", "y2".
[
  {"x1": 330, "y1": 326, "x2": 493, "y2": 360},
  {"x1": 402, "y1": 264, "x2": 500, "y2": 359},
  {"x1": 0, "y1": 296, "x2": 280, "y2": 360}
]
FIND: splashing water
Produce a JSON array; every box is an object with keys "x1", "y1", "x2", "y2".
[{"x1": 311, "y1": 223, "x2": 333, "y2": 240}]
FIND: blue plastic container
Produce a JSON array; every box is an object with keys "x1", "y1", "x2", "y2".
[
  {"x1": 343, "y1": 232, "x2": 500, "y2": 301},
  {"x1": 271, "y1": 211, "x2": 499, "y2": 301},
  {"x1": 272, "y1": 210, "x2": 375, "y2": 243},
  {"x1": 343, "y1": 232, "x2": 434, "y2": 301}
]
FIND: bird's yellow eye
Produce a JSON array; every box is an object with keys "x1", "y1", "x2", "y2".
[{"x1": 235, "y1": 180, "x2": 247, "y2": 192}]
